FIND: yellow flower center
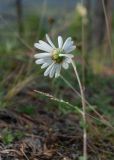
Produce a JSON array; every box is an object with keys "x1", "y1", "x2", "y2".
[{"x1": 52, "y1": 49, "x2": 64, "y2": 63}]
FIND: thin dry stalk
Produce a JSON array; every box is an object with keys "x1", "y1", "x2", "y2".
[{"x1": 101, "y1": 0, "x2": 113, "y2": 61}]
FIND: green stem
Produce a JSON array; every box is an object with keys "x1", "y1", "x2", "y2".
[{"x1": 71, "y1": 60, "x2": 87, "y2": 160}]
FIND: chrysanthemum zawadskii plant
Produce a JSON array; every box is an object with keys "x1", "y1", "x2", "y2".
[{"x1": 34, "y1": 34, "x2": 87, "y2": 160}]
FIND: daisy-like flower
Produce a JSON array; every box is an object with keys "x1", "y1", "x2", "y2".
[{"x1": 34, "y1": 34, "x2": 76, "y2": 78}]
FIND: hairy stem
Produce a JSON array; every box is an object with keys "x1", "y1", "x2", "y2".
[{"x1": 71, "y1": 60, "x2": 87, "y2": 160}]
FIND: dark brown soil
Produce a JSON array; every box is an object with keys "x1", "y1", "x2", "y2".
[{"x1": 0, "y1": 108, "x2": 114, "y2": 160}]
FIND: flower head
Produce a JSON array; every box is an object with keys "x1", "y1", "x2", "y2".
[
  {"x1": 34, "y1": 34, "x2": 76, "y2": 78},
  {"x1": 76, "y1": 3, "x2": 87, "y2": 17}
]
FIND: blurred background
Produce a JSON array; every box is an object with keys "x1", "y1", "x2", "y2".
[
  {"x1": 0, "y1": 0, "x2": 114, "y2": 115},
  {"x1": 0, "y1": 0, "x2": 114, "y2": 159}
]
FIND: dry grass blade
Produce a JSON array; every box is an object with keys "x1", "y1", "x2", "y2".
[
  {"x1": 61, "y1": 75, "x2": 114, "y2": 129},
  {"x1": 5, "y1": 75, "x2": 34, "y2": 100},
  {"x1": 34, "y1": 90, "x2": 83, "y2": 115}
]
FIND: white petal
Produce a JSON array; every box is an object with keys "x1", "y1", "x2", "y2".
[
  {"x1": 58, "y1": 36, "x2": 63, "y2": 49},
  {"x1": 64, "y1": 57, "x2": 71, "y2": 64},
  {"x1": 46, "y1": 34, "x2": 56, "y2": 48},
  {"x1": 49, "y1": 64, "x2": 56, "y2": 78},
  {"x1": 34, "y1": 53, "x2": 51, "y2": 58},
  {"x1": 42, "y1": 58, "x2": 53, "y2": 64},
  {"x1": 41, "y1": 63, "x2": 51, "y2": 69},
  {"x1": 65, "y1": 46, "x2": 76, "y2": 53},
  {"x1": 35, "y1": 59, "x2": 44, "y2": 64},
  {"x1": 59, "y1": 53, "x2": 74, "y2": 58},
  {"x1": 63, "y1": 41, "x2": 74, "y2": 51},
  {"x1": 34, "y1": 43, "x2": 53, "y2": 52},
  {"x1": 44, "y1": 62, "x2": 55, "y2": 77},
  {"x1": 40, "y1": 57, "x2": 53, "y2": 68},
  {"x1": 35, "y1": 57, "x2": 52, "y2": 65},
  {"x1": 62, "y1": 37, "x2": 72, "y2": 50},
  {"x1": 62, "y1": 62, "x2": 69, "y2": 69},
  {"x1": 39, "y1": 40, "x2": 53, "y2": 51},
  {"x1": 55, "y1": 64, "x2": 61, "y2": 78}
]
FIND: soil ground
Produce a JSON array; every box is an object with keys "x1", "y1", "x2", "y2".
[{"x1": 0, "y1": 107, "x2": 114, "y2": 160}]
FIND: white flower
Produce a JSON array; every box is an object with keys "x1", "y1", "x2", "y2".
[{"x1": 34, "y1": 34, "x2": 76, "y2": 78}]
